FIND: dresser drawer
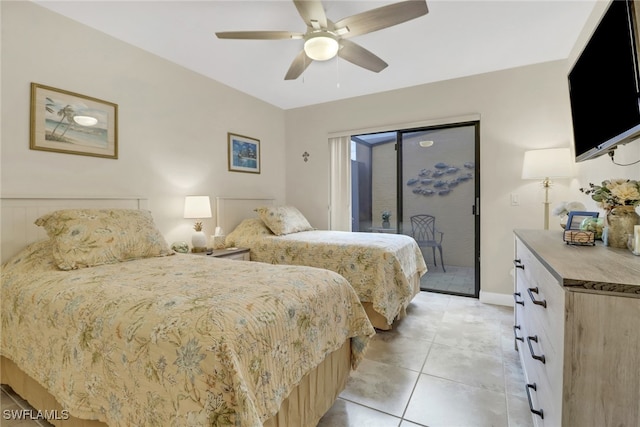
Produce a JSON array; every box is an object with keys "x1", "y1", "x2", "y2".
[
  {"x1": 515, "y1": 239, "x2": 565, "y2": 354},
  {"x1": 515, "y1": 237, "x2": 566, "y2": 427},
  {"x1": 518, "y1": 338, "x2": 559, "y2": 427}
]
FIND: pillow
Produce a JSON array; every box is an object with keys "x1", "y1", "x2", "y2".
[
  {"x1": 225, "y1": 218, "x2": 273, "y2": 247},
  {"x1": 254, "y1": 205, "x2": 313, "y2": 235},
  {"x1": 35, "y1": 208, "x2": 173, "y2": 270}
]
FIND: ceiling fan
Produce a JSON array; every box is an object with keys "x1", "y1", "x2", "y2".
[{"x1": 215, "y1": 0, "x2": 429, "y2": 80}]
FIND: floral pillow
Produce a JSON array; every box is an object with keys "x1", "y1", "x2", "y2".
[
  {"x1": 254, "y1": 205, "x2": 314, "y2": 236},
  {"x1": 225, "y1": 218, "x2": 273, "y2": 247},
  {"x1": 35, "y1": 208, "x2": 173, "y2": 270}
]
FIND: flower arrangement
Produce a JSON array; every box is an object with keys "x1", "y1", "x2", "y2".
[
  {"x1": 381, "y1": 211, "x2": 392, "y2": 222},
  {"x1": 580, "y1": 179, "x2": 640, "y2": 210}
]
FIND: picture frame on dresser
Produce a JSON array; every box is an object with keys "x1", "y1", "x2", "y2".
[
  {"x1": 227, "y1": 132, "x2": 260, "y2": 174},
  {"x1": 564, "y1": 211, "x2": 598, "y2": 230},
  {"x1": 30, "y1": 83, "x2": 118, "y2": 159}
]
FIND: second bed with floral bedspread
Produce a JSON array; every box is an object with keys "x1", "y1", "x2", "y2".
[{"x1": 226, "y1": 216, "x2": 428, "y2": 329}]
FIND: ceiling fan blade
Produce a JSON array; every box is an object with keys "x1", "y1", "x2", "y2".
[
  {"x1": 285, "y1": 50, "x2": 313, "y2": 80},
  {"x1": 216, "y1": 31, "x2": 303, "y2": 40},
  {"x1": 338, "y1": 39, "x2": 388, "y2": 73},
  {"x1": 335, "y1": 0, "x2": 428, "y2": 38},
  {"x1": 293, "y1": 0, "x2": 328, "y2": 29}
]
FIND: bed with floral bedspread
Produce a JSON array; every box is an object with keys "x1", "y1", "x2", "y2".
[
  {"x1": 1, "y1": 236, "x2": 373, "y2": 426},
  {"x1": 226, "y1": 209, "x2": 428, "y2": 330}
]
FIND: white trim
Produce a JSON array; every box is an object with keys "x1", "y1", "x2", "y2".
[
  {"x1": 479, "y1": 291, "x2": 514, "y2": 307},
  {"x1": 327, "y1": 113, "x2": 481, "y2": 138},
  {"x1": 1, "y1": 196, "x2": 148, "y2": 263}
]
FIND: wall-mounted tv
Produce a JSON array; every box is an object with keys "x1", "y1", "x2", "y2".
[{"x1": 568, "y1": 0, "x2": 640, "y2": 162}]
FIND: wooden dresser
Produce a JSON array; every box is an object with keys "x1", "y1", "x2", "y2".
[{"x1": 513, "y1": 230, "x2": 640, "y2": 427}]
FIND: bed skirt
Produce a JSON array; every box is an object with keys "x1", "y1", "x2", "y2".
[
  {"x1": 364, "y1": 270, "x2": 422, "y2": 330},
  {"x1": 1, "y1": 341, "x2": 351, "y2": 427}
]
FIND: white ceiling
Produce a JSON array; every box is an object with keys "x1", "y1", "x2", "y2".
[{"x1": 33, "y1": 0, "x2": 598, "y2": 110}]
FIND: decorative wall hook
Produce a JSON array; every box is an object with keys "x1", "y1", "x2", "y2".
[{"x1": 302, "y1": 151, "x2": 310, "y2": 162}]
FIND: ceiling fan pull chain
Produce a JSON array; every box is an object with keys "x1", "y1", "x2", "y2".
[{"x1": 336, "y1": 57, "x2": 340, "y2": 88}]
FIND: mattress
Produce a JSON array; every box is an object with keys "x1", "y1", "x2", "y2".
[{"x1": 1, "y1": 240, "x2": 374, "y2": 426}]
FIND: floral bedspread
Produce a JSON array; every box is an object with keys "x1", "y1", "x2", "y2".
[
  {"x1": 228, "y1": 230, "x2": 428, "y2": 325},
  {"x1": 1, "y1": 241, "x2": 374, "y2": 426}
]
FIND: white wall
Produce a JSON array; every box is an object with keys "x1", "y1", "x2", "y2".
[
  {"x1": 284, "y1": 57, "x2": 640, "y2": 299},
  {"x1": 1, "y1": 1, "x2": 286, "y2": 251}
]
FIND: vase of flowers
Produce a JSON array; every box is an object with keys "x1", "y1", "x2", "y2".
[
  {"x1": 580, "y1": 179, "x2": 640, "y2": 248},
  {"x1": 381, "y1": 210, "x2": 392, "y2": 229}
]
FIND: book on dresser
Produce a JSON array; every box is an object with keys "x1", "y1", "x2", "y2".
[{"x1": 513, "y1": 229, "x2": 640, "y2": 427}]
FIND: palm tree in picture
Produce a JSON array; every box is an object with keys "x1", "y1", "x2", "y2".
[{"x1": 48, "y1": 104, "x2": 75, "y2": 141}]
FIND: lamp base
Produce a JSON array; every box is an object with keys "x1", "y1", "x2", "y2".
[{"x1": 192, "y1": 231, "x2": 208, "y2": 252}]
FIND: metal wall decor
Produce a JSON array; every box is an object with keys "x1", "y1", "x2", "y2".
[{"x1": 406, "y1": 161, "x2": 475, "y2": 196}]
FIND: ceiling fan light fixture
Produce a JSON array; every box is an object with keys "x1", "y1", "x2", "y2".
[{"x1": 304, "y1": 32, "x2": 339, "y2": 61}]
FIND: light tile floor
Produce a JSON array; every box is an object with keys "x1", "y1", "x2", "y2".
[
  {"x1": 1, "y1": 292, "x2": 533, "y2": 427},
  {"x1": 318, "y1": 292, "x2": 534, "y2": 427}
]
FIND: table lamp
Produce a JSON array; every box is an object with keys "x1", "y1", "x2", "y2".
[
  {"x1": 183, "y1": 196, "x2": 212, "y2": 252},
  {"x1": 521, "y1": 148, "x2": 573, "y2": 230}
]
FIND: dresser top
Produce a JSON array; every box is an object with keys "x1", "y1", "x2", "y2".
[{"x1": 514, "y1": 229, "x2": 640, "y2": 296}]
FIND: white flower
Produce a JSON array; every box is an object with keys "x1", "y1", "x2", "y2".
[{"x1": 552, "y1": 201, "x2": 586, "y2": 217}]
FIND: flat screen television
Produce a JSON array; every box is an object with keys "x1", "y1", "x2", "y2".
[{"x1": 568, "y1": 0, "x2": 640, "y2": 162}]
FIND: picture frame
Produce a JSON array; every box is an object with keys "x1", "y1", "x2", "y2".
[
  {"x1": 228, "y1": 132, "x2": 260, "y2": 174},
  {"x1": 565, "y1": 211, "x2": 599, "y2": 231},
  {"x1": 30, "y1": 83, "x2": 118, "y2": 159}
]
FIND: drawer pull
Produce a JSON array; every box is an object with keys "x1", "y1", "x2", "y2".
[
  {"x1": 526, "y1": 335, "x2": 546, "y2": 364},
  {"x1": 513, "y1": 325, "x2": 524, "y2": 342},
  {"x1": 525, "y1": 383, "x2": 544, "y2": 419},
  {"x1": 513, "y1": 292, "x2": 525, "y2": 306},
  {"x1": 513, "y1": 259, "x2": 525, "y2": 270},
  {"x1": 527, "y1": 287, "x2": 547, "y2": 308}
]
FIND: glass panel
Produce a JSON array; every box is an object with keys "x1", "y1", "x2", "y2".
[
  {"x1": 400, "y1": 125, "x2": 477, "y2": 296},
  {"x1": 351, "y1": 132, "x2": 397, "y2": 233}
]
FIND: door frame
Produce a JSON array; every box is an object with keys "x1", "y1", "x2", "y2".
[{"x1": 396, "y1": 120, "x2": 480, "y2": 298}]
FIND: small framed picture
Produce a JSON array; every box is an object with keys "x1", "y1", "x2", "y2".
[
  {"x1": 565, "y1": 211, "x2": 599, "y2": 230},
  {"x1": 227, "y1": 132, "x2": 260, "y2": 174},
  {"x1": 30, "y1": 83, "x2": 118, "y2": 159}
]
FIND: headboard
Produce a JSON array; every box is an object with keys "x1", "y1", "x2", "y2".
[
  {"x1": 1, "y1": 196, "x2": 147, "y2": 264},
  {"x1": 216, "y1": 197, "x2": 275, "y2": 235}
]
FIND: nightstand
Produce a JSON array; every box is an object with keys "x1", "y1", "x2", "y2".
[{"x1": 200, "y1": 247, "x2": 250, "y2": 261}]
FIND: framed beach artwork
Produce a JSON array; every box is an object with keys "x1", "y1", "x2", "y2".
[
  {"x1": 30, "y1": 83, "x2": 118, "y2": 159},
  {"x1": 228, "y1": 132, "x2": 260, "y2": 174}
]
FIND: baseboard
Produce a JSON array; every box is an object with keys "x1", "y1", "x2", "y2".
[{"x1": 479, "y1": 291, "x2": 513, "y2": 307}]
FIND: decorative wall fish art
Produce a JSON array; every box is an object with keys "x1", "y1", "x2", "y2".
[{"x1": 405, "y1": 161, "x2": 475, "y2": 197}]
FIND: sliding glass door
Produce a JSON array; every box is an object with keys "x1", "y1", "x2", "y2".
[{"x1": 351, "y1": 122, "x2": 480, "y2": 297}]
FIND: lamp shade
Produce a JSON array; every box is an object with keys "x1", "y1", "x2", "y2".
[
  {"x1": 521, "y1": 148, "x2": 573, "y2": 179},
  {"x1": 304, "y1": 33, "x2": 339, "y2": 61},
  {"x1": 183, "y1": 196, "x2": 212, "y2": 219}
]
